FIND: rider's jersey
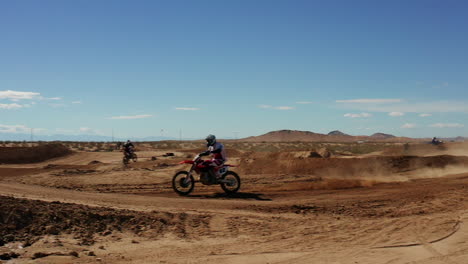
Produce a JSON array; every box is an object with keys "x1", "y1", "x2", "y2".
[
  {"x1": 208, "y1": 142, "x2": 227, "y2": 162},
  {"x1": 123, "y1": 142, "x2": 134, "y2": 152}
]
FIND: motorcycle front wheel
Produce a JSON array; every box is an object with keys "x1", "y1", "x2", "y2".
[
  {"x1": 220, "y1": 171, "x2": 241, "y2": 194},
  {"x1": 172, "y1": 171, "x2": 195, "y2": 196},
  {"x1": 132, "y1": 153, "x2": 138, "y2": 162}
]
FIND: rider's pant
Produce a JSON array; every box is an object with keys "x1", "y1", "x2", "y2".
[
  {"x1": 202, "y1": 159, "x2": 225, "y2": 179},
  {"x1": 202, "y1": 159, "x2": 224, "y2": 166}
]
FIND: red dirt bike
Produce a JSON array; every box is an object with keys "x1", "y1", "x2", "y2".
[{"x1": 172, "y1": 153, "x2": 241, "y2": 196}]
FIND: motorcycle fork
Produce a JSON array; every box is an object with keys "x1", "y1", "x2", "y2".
[{"x1": 185, "y1": 165, "x2": 195, "y2": 184}]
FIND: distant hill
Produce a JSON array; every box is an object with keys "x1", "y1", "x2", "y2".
[
  {"x1": 242, "y1": 130, "x2": 413, "y2": 143},
  {"x1": 370, "y1": 133, "x2": 396, "y2": 140},
  {"x1": 327, "y1": 130, "x2": 350, "y2": 137},
  {"x1": 242, "y1": 130, "x2": 329, "y2": 142}
]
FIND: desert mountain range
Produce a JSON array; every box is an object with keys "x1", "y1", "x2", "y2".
[
  {"x1": 242, "y1": 130, "x2": 427, "y2": 143},
  {"x1": 0, "y1": 129, "x2": 465, "y2": 142}
]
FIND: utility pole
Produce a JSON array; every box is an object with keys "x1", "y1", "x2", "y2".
[
  {"x1": 30, "y1": 128, "x2": 34, "y2": 142},
  {"x1": 179, "y1": 129, "x2": 182, "y2": 142},
  {"x1": 111, "y1": 128, "x2": 114, "y2": 142},
  {"x1": 233, "y1": 131, "x2": 239, "y2": 140}
]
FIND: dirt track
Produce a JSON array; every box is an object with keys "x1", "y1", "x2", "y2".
[{"x1": 1, "y1": 145, "x2": 468, "y2": 263}]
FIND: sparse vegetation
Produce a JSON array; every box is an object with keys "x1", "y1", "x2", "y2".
[{"x1": 0, "y1": 140, "x2": 394, "y2": 155}]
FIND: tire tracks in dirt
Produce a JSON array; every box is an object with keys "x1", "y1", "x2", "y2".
[
  {"x1": 371, "y1": 217, "x2": 461, "y2": 249},
  {"x1": 0, "y1": 183, "x2": 296, "y2": 220}
]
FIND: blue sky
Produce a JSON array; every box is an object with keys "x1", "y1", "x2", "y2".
[{"x1": 1, "y1": 0, "x2": 467, "y2": 139}]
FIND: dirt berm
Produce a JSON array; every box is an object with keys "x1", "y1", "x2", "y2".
[
  {"x1": 0, "y1": 195, "x2": 210, "y2": 247},
  {"x1": 0, "y1": 144, "x2": 72, "y2": 164},
  {"x1": 239, "y1": 152, "x2": 468, "y2": 175}
]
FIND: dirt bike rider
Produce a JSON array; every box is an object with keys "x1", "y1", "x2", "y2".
[
  {"x1": 432, "y1": 137, "x2": 442, "y2": 145},
  {"x1": 199, "y1": 134, "x2": 226, "y2": 182},
  {"x1": 122, "y1": 140, "x2": 135, "y2": 157}
]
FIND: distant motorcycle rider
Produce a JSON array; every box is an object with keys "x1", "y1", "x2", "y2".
[
  {"x1": 432, "y1": 137, "x2": 442, "y2": 145},
  {"x1": 200, "y1": 134, "x2": 227, "y2": 181},
  {"x1": 123, "y1": 140, "x2": 135, "y2": 155}
]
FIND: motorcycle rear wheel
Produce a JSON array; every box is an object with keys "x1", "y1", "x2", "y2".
[
  {"x1": 220, "y1": 171, "x2": 241, "y2": 194},
  {"x1": 172, "y1": 171, "x2": 195, "y2": 196}
]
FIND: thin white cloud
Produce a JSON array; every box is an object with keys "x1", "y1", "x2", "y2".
[
  {"x1": 110, "y1": 114, "x2": 153, "y2": 120},
  {"x1": 337, "y1": 100, "x2": 468, "y2": 113},
  {"x1": 275, "y1": 106, "x2": 295, "y2": 110},
  {"x1": 258, "y1": 105, "x2": 294, "y2": 110},
  {"x1": 401, "y1": 123, "x2": 417, "y2": 129},
  {"x1": 0, "y1": 124, "x2": 46, "y2": 134},
  {"x1": 389, "y1": 112, "x2": 405, "y2": 117},
  {"x1": 175, "y1": 107, "x2": 200, "y2": 111},
  {"x1": 72, "y1": 101, "x2": 82, "y2": 104},
  {"x1": 344, "y1": 112, "x2": 372, "y2": 118},
  {"x1": 419, "y1": 113, "x2": 432, "y2": 117},
  {"x1": 0, "y1": 103, "x2": 24, "y2": 110},
  {"x1": 0, "y1": 90, "x2": 64, "y2": 108},
  {"x1": 296, "y1": 101, "x2": 313, "y2": 104},
  {"x1": 0, "y1": 124, "x2": 29, "y2": 133},
  {"x1": 336, "y1": 99, "x2": 403, "y2": 104},
  {"x1": 0, "y1": 90, "x2": 41, "y2": 100},
  {"x1": 430, "y1": 123, "x2": 464, "y2": 128}
]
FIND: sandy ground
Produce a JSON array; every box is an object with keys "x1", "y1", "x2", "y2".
[{"x1": 1, "y1": 145, "x2": 468, "y2": 264}]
